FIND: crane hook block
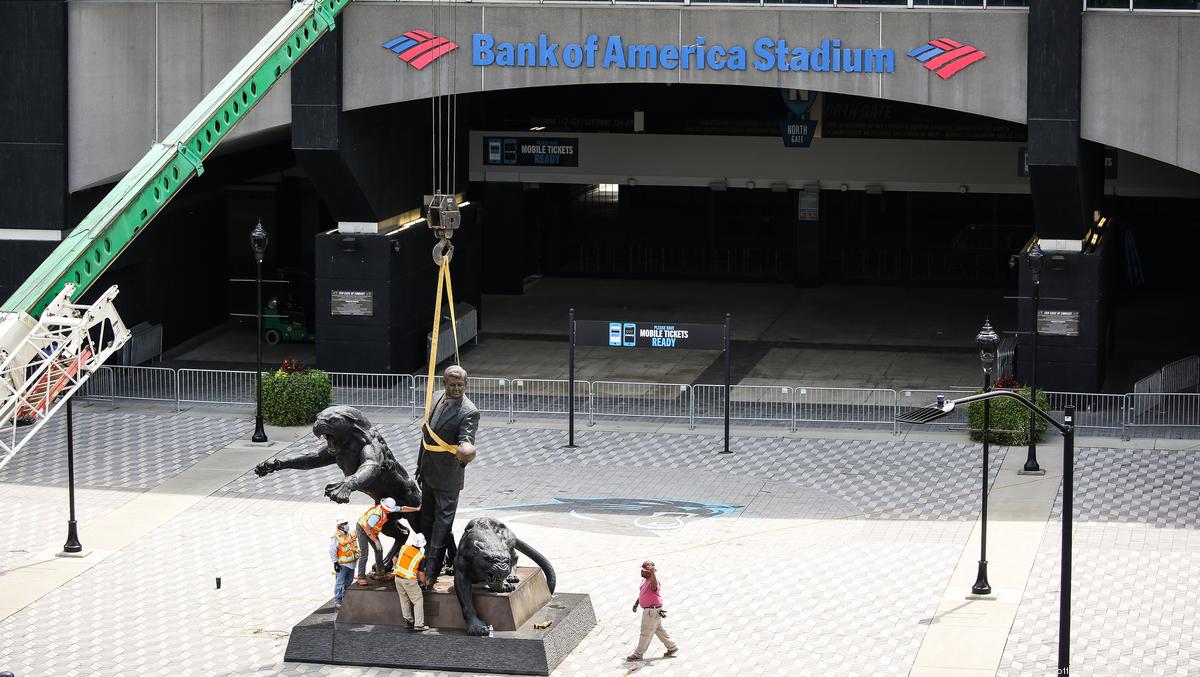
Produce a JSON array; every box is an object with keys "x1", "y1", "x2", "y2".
[{"x1": 427, "y1": 194, "x2": 461, "y2": 241}]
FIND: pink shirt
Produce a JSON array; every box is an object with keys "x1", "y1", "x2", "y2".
[{"x1": 639, "y1": 577, "x2": 663, "y2": 608}]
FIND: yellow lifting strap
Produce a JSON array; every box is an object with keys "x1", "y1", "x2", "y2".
[{"x1": 423, "y1": 257, "x2": 460, "y2": 454}]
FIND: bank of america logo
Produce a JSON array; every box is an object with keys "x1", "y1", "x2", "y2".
[
  {"x1": 906, "y1": 38, "x2": 986, "y2": 80},
  {"x1": 383, "y1": 30, "x2": 459, "y2": 70}
]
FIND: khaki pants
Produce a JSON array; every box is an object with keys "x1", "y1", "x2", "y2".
[
  {"x1": 632, "y1": 607, "x2": 677, "y2": 657},
  {"x1": 394, "y1": 577, "x2": 424, "y2": 626}
]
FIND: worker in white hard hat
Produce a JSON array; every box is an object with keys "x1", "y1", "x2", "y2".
[
  {"x1": 392, "y1": 532, "x2": 429, "y2": 631},
  {"x1": 354, "y1": 497, "x2": 398, "y2": 584},
  {"x1": 329, "y1": 518, "x2": 359, "y2": 607}
]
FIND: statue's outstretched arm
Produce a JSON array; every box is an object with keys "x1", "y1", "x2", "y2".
[
  {"x1": 254, "y1": 446, "x2": 335, "y2": 476},
  {"x1": 324, "y1": 445, "x2": 382, "y2": 503}
]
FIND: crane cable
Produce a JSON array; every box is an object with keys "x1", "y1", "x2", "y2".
[{"x1": 421, "y1": 0, "x2": 463, "y2": 455}]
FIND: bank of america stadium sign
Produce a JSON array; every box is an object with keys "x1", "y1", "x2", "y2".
[
  {"x1": 384, "y1": 31, "x2": 984, "y2": 79},
  {"x1": 472, "y1": 34, "x2": 895, "y2": 73}
]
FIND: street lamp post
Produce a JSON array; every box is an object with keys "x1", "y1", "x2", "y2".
[
  {"x1": 250, "y1": 220, "x2": 269, "y2": 443},
  {"x1": 62, "y1": 398, "x2": 83, "y2": 553},
  {"x1": 973, "y1": 320, "x2": 999, "y2": 596},
  {"x1": 897, "y1": 390, "x2": 1075, "y2": 677},
  {"x1": 1024, "y1": 244, "x2": 1045, "y2": 473}
]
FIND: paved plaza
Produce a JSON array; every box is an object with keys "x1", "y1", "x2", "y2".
[{"x1": 0, "y1": 404, "x2": 1196, "y2": 676}]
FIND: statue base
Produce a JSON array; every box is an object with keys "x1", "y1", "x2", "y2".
[
  {"x1": 338, "y1": 566, "x2": 552, "y2": 631},
  {"x1": 284, "y1": 567, "x2": 595, "y2": 675}
]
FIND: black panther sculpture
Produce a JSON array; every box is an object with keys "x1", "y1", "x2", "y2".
[
  {"x1": 253, "y1": 405, "x2": 422, "y2": 557},
  {"x1": 454, "y1": 517, "x2": 556, "y2": 636}
]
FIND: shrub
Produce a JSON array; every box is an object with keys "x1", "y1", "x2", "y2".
[
  {"x1": 966, "y1": 385, "x2": 1051, "y2": 446},
  {"x1": 262, "y1": 362, "x2": 332, "y2": 427}
]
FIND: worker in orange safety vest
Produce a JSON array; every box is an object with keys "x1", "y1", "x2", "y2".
[
  {"x1": 329, "y1": 519, "x2": 359, "y2": 607},
  {"x1": 354, "y1": 497, "x2": 398, "y2": 584},
  {"x1": 392, "y1": 532, "x2": 429, "y2": 630}
]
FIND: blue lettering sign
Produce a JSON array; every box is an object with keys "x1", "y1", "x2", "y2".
[{"x1": 469, "y1": 33, "x2": 895, "y2": 74}]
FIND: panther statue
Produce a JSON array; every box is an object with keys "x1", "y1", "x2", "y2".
[
  {"x1": 253, "y1": 405, "x2": 422, "y2": 560},
  {"x1": 454, "y1": 517, "x2": 556, "y2": 636}
]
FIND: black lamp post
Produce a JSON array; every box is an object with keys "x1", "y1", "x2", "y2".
[
  {"x1": 62, "y1": 398, "x2": 83, "y2": 553},
  {"x1": 250, "y1": 220, "x2": 269, "y2": 443},
  {"x1": 1024, "y1": 243, "x2": 1044, "y2": 473},
  {"x1": 897, "y1": 391, "x2": 1074, "y2": 677},
  {"x1": 973, "y1": 319, "x2": 999, "y2": 596}
]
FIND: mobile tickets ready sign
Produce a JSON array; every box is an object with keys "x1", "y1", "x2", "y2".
[
  {"x1": 574, "y1": 320, "x2": 725, "y2": 350},
  {"x1": 483, "y1": 136, "x2": 579, "y2": 167}
]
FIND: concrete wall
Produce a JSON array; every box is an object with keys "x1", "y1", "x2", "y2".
[
  {"x1": 345, "y1": 3, "x2": 1028, "y2": 124},
  {"x1": 1081, "y1": 13, "x2": 1200, "y2": 175},
  {"x1": 469, "y1": 131, "x2": 1200, "y2": 198},
  {"x1": 68, "y1": 0, "x2": 292, "y2": 191},
  {"x1": 63, "y1": 2, "x2": 1200, "y2": 189}
]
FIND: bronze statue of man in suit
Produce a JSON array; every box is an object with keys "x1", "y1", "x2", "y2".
[{"x1": 416, "y1": 364, "x2": 479, "y2": 589}]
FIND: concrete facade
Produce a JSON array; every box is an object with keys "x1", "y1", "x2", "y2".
[
  {"x1": 343, "y1": 3, "x2": 1028, "y2": 123},
  {"x1": 67, "y1": 0, "x2": 293, "y2": 191},
  {"x1": 62, "y1": 1, "x2": 1200, "y2": 191}
]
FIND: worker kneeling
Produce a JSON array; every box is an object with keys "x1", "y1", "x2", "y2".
[
  {"x1": 355, "y1": 497, "x2": 399, "y2": 584},
  {"x1": 393, "y1": 532, "x2": 429, "y2": 631}
]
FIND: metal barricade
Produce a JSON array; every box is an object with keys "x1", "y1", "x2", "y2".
[
  {"x1": 1133, "y1": 370, "x2": 1164, "y2": 395},
  {"x1": 996, "y1": 335, "x2": 1017, "y2": 379},
  {"x1": 77, "y1": 365, "x2": 114, "y2": 402},
  {"x1": 794, "y1": 386, "x2": 898, "y2": 432},
  {"x1": 414, "y1": 375, "x2": 511, "y2": 420},
  {"x1": 177, "y1": 368, "x2": 256, "y2": 410},
  {"x1": 328, "y1": 372, "x2": 414, "y2": 413},
  {"x1": 106, "y1": 365, "x2": 179, "y2": 405},
  {"x1": 1044, "y1": 391, "x2": 1126, "y2": 435},
  {"x1": 511, "y1": 379, "x2": 589, "y2": 422},
  {"x1": 692, "y1": 384, "x2": 793, "y2": 430},
  {"x1": 590, "y1": 381, "x2": 691, "y2": 425},
  {"x1": 1161, "y1": 355, "x2": 1200, "y2": 394},
  {"x1": 1124, "y1": 393, "x2": 1200, "y2": 436}
]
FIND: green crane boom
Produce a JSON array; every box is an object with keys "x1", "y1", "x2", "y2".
[{"x1": 1, "y1": 0, "x2": 349, "y2": 318}]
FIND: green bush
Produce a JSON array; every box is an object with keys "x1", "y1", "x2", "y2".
[
  {"x1": 262, "y1": 366, "x2": 332, "y2": 427},
  {"x1": 966, "y1": 386, "x2": 1051, "y2": 445}
]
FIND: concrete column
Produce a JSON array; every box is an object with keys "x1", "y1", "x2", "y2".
[
  {"x1": 0, "y1": 0, "x2": 68, "y2": 301},
  {"x1": 1022, "y1": 5, "x2": 1110, "y2": 392}
]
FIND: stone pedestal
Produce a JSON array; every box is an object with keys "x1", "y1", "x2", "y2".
[
  {"x1": 283, "y1": 566, "x2": 595, "y2": 675},
  {"x1": 338, "y1": 566, "x2": 551, "y2": 631}
]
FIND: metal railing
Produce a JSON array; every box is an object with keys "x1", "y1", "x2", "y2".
[
  {"x1": 1124, "y1": 393, "x2": 1200, "y2": 435},
  {"x1": 1044, "y1": 391, "x2": 1126, "y2": 433},
  {"x1": 693, "y1": 384, "x2": 794, "y2": 429},
  {"x1": 68, "y1": 364, "x2": 1200, "y2": 438},
  {"x1": 590, "y1": 381, "x2": 691, "y2": 425},
  {"x1": 1161, "y1": 355, "x2": 1200, "y2": 394},
  {"x1": 329, "y1": 372, "x2": 414, "y2": 413},
  {"x1": 511, "y1": 379, "x2": 589, "y2": 422},
  {"x1": 795, "y1": 386, "x2": 899, "y2": 431},
  {"x1": 177, "y1": 368, "x2": 256, "y2": 410},
  {"x1": 996, "y1": 335, "x2": 1016, "y2": 379}
]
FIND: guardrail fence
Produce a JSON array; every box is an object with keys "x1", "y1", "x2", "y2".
[
  {"x1": 73, "y1": 365, "x2": 1200, "y2": 438},
  {"x1": 329, "y1": 372, "x2": 414, "y2": 413},
  {"x1": 178, "y1": 368, "x2": 256, "y2": 410},
  {"x1": 693, "y1": 384, "x2": 793, "y2": 429},
  {"x1": 591, "y1": 381, "x2": 691, "y2": 425}
]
